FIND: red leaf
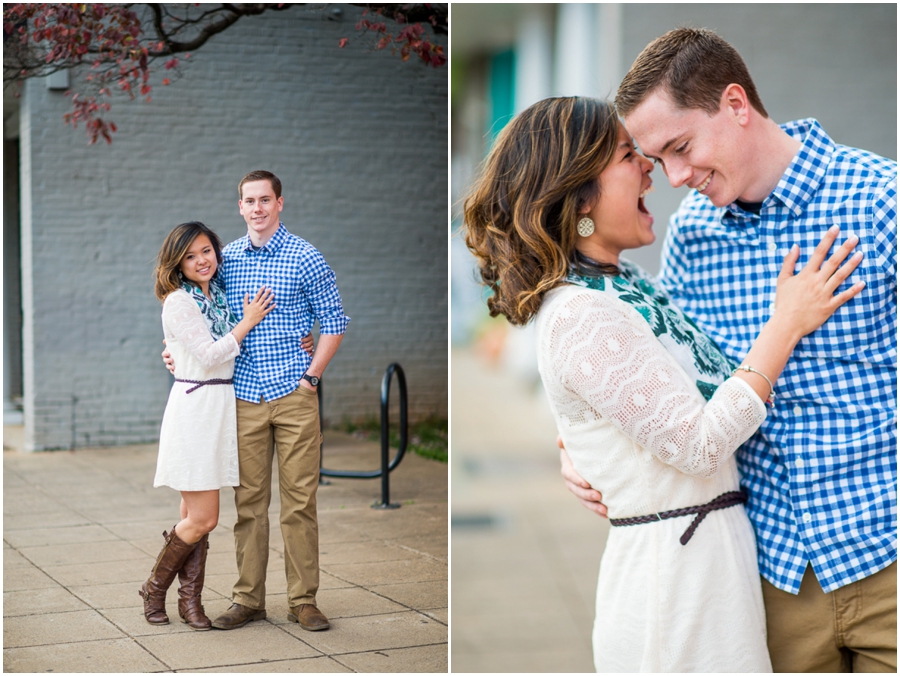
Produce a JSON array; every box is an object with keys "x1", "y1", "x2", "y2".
[
  {"x1": 162, "y1": 78, "x2": 170, "y2": 85},
  {"x1": 338, "y1": 37, "x2": 348, "y2": 49}
]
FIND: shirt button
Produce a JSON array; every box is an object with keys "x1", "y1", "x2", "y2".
[
  {"x1": 793, "y1": 405, "x2": 802, "y2": 415},
  {"x1": 796, "y1": 458, "x2": 804, "y2": 468},
  {"x1": 802, "y1": 513, "x2": 812, "y2": 524},
  {"x1": 768, "y1": 242, "x2": 778, "y2": 252}
]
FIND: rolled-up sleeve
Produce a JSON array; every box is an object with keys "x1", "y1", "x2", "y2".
[{"x1": 302, "y1": 249, "x2": 350, "y2": 335}]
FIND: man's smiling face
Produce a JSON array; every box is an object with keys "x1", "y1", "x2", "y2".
[
  {"x1": 623, "y1": 88, "x2": 749, "y2": 208},
  {"x1": 239, "y1": 179, "x2": 284, "y2": 240}
]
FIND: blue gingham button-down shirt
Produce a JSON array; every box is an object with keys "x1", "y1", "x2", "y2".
[
  {"x1": 658, "y1": 119, "x2": 897, "y2": 594},
  {"x1": 221, "y1": 223, "x2": 350, "y2": 404}
]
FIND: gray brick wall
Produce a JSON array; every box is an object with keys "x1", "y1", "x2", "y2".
[{"x1": 18, "y1": 5, "x2": 447, "y2": 451}]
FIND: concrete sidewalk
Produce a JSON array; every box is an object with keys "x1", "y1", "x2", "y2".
[
  {"x1": 3, "y1": 427, "x2": 447, "y2": 673},
  {"x1": 450, "y1": 347, "x2": 608, "y2": 672}
]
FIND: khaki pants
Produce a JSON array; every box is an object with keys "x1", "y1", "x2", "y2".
[
  {"x1": 232, "y1": 386, "x2": 321, "y2": 610},
  {"x1": 762, "y1": 562, "x2": 897, "y2": 673}
]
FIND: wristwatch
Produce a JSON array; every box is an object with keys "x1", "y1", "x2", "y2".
[{"x1": 301, "y1": 373, "x2": 320, "y2": 387}]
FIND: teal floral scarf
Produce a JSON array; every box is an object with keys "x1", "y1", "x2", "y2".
[
  {"x1": 181, "y1": 275, "x2": 238, "y2": 340},
  {"x1": 566, "y1": 261, "x2": 735, "y2": 401}
]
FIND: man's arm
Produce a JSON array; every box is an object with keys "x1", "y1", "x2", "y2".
[
  {"x1": 558, "y1": 436, "x2": 608, "y2": 518},
  {"x1": 162, "y1": 340, "x2": 175, "y2": 373},
  {"x1": 298, "y1": 333, "x2": 343, "y2": 391}
]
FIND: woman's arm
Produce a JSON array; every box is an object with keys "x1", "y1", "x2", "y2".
[
  {"x1": 163, "y1": 291, "x2": 242, "y2": 371},
  {"x1": 548, "y1": 228, "x2": 863, "y2": 477},
  {"x1": 549, "y1": 291, "x2": 763, "y2": 477}
]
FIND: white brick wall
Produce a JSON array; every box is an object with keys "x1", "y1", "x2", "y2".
[{"x1": 19, "y1": 5, "x2": 448, "y2": 451}]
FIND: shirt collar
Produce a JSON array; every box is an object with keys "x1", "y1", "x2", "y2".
[
  {"x1": 239, "y1": 222, "x2": 288, "y2": 253},
  {"x1": 763, "y1": 118, "x2": 835, "y2": 218}
]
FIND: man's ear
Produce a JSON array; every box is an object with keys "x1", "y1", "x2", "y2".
[{"x1": 721, "y1": 83, "x2": 750, "y2": 126}]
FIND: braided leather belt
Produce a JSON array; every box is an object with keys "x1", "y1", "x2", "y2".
[
  {"x1": 609, "y1": 490, "x2": 748, "y2": 546},
  {"x1": 174, "y1": 378, "x2": 233, "y2": 394}
]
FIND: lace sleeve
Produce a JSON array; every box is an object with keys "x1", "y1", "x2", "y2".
[
  {"x1": 545, "y1": 289, "x2": 766, "y2": 477},
  {"x1": 163, "y1": 290, "x2": 241, "y2": 370}
]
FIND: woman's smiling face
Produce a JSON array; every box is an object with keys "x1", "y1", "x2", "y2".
[
  {"x1": 578, "y1": 124, "x2": 656, "y2": 264},
  {"x1": 179, "y1": 234, "x2": 217, "y2": 289}
]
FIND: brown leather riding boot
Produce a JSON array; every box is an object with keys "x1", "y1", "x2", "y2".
[
  {"x1": 139, "y1": 525, "x2": 198, "y2": 625},
  {"x1": 177, "y1": 533, "x2": 211, "y2": 630}
]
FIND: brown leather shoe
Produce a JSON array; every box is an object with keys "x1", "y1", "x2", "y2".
[
  {"x1": 139, "y1": 525, "x2": 198, "y2": 625},
  {"x1": 177, "y1": 534, "x2": 211, "y2": 630},
  {"x1": 287, "y1": 604, "x2": 330, "y2": 631},
  {"x1": 211, "y1": 603, "x2": 266, "y2": 630}
]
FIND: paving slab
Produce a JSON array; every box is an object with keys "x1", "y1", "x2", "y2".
[
  {"x1": 326, "y1": 557, "x2": 448, "y2": 587},
  {"x1": 4, "y1": 510, "x2": 95, "y2": 530},
  {"x1": 368, "y1": 579, "x2": 448, "y2": 610},
  {"x1": 18, "y1": 539, "x2": 149, "y2": 568},
  {"x1": 184, "y1": 655, "x2": 353, "y2": 672},
  {"x1": 3, "y1": 638, "x2": 169, "y2": 673},
  {"x1": 336, "y1": 644, "x2": 449, "y2": 673},
  {"x1": 282, "y1": 611, "x2": 446, "y2": 655},
  {"x1": 2, "y1": 548, "x2": 33, "y2": 568},
  {"x1": 40, "y1": 558, "x2": 155, "y2": 587},
  {"x1": 3, "y1": 523, "x2": 120, "y2": 549},
  {"x1": 3, "y1": 564, "x2": 60, "y2": 592},
  {"x1": 3, "y1": 429, "x2": 446, "y2": 673},
  {"x1": 4, "y1": 586, "x2": 91, "y2": 617},
  {"x1": 4, "y1": 608, "x2": 126, "y2": 648},
  {"x1": 318, "y1": 540, "x2": 421, "y2": 565},
  {"x1": 136, "y1": 622, "x2": 322, "y2": 670}
]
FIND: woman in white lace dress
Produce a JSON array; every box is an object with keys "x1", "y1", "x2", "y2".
[
  {"x1": 140, "y1": 222, "x2": 274, "y2": 631},
  {"x1": 463, "y1": 98, "x2": 864, "y2": 672}
]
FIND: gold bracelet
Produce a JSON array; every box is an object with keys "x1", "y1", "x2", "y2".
[{"x1": 732, "y1": 365, "x2": 775, "y2": 407}]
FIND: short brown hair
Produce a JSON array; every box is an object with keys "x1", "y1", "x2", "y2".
[
  {"x1": 154, "y1": 221, "x2": 224, "y2": 302},
  {"x1": 238, "y1": 170, "x2": 282, "y2": 199},
  {"x1": 463, "y1": 97, "x2": 620, "y2": 326},
  {"x1": 616, "y1": 27, "x2": 767, "y2": 119}
]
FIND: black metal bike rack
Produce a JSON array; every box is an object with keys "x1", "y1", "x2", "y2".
[{"x1": 318, "y1": 363, "x2": 408, "y2": 509}]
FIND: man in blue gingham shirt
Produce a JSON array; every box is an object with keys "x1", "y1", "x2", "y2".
[
  {"x1": 563, "y1": 28, "x2": 896, "y2": 672},
  {"x1": 223, "y1": 222, "x2": 349, "y2": 403},
  {"x1": 657, "y1": 116, "x2": 896, "y2": 606},
  {"x1": 214, "y1": 170, "x2": 349, "y2": 633}
]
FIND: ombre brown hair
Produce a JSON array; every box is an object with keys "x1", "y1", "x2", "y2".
[
  {"x1": 154, "y1": 221, "x2": 224, "y2": 302},
  {"x1": 463, "y1": 97, "x2": 620, "y2": 326},
  {"x1": 616, "y1": 27, "x2": 768, "y2": 119}
]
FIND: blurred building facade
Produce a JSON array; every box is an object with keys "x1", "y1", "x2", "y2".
[
  {"x1": 451, "y1": 2, "x2": 897, "y2": 343},
  {"x1": 4, "y1": 4, "x2": 448, "y2": 451}
]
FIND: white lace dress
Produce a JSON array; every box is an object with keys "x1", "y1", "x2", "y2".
[
  {"x1": 154, "y1": 288, "x2": 241, "y2": 491},
  {"x1": 535, "y1": 263, "x2": 773, "y2": 673}
]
